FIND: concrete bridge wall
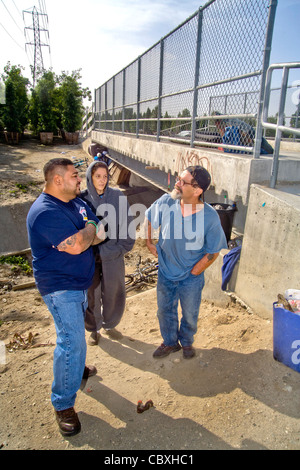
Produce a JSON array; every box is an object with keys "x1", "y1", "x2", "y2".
[
  {"x1": 91, "y1": 131, "x2": 300, "y2": 204},
  {"x1": 202, "y1": 184, "x2": 300, "y2": 320},
  {"x1": 90, "y1": 132, "x2": 300, "y2": 319}
]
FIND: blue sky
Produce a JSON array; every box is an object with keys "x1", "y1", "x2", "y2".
[{"x1": 0, "y1": 0, "x2": 299, "y2": 103}]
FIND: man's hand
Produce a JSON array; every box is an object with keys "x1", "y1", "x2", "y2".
[
  {"x1": 91, "y1": 222, "x2": 106, "y2": 245},
  {"x1": 56, "y1": 222, "x2": 99, "y2": 255},
  {"x1": 146, "y1": 240, "x2": 158, "y2": 257},
  {"x1": 146, "y1": 220, "x2": 158, "y2": 257},
  {"x1": 191, "y1": 252, "x2": 219, "y2": 275}
]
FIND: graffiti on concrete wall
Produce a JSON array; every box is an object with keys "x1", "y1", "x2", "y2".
[{"x1": 175, "y1": 149, "x2": 213, "y2": 182}]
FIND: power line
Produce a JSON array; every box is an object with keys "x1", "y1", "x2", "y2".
[
  {"x1": 0, "y1": 1, "x2": 34, "y2": 76},
  {"x1": 1, "y1": 0, "x2": 23, "y2": 35},
  {"x1": 11, "y1": 0, "x2": 23, "y2": 20},
  {"x1": 38, "y1": 0, "x2": 52, "y2": 68},
  {"x1": 0, "y1": 21, "x2": 24, "y2": 50}
]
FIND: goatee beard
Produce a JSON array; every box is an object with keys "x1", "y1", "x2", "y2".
[{"x1": 171, "y1": 188, "x2": 182, "y2": 200}]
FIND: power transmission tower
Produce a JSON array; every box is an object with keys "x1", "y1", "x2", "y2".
[{"x1": 23, "y1": 6, "x2": 50, "y2": 87}]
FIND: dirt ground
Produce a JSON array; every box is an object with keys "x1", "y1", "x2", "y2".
[{"x1": 0, "y1": 136, "x2": 299, "y2": 452}]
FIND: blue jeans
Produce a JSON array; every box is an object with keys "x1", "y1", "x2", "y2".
[
  {"x1": 157, "y1": 270, "x2": 205, "y2": 347},
  {"x1": 42, "y1": 290, "x2": 88, "y2": 411}
]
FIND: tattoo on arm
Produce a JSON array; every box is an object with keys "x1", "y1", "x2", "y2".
[
  {"x1": 57, "y1": 234, "x2": 77, "y2": 251},
  {"x1": 207, "y1": 253, "x2": 214, "y2": 261}
]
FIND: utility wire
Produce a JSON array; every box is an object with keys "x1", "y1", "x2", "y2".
[
  {"x1": 38, "y1": 0, "x2": 52, "y2": 69},
  {"x1": 1, "y1": 0, "x2": 23, "y2": 35},
  {"x1": 12, "y1": 0, "x2": 23, "y2": 19},
  {"x1": 0, "y1": 21, "x2": 24, "y2": 50}
]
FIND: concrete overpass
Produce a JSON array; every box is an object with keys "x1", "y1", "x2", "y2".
[
  {"x1": 90, "y1": 130, "x2": 300, "y2": 233},
  {"x1": 88, "y1": 130, "x2": 300, "y2": 320}
]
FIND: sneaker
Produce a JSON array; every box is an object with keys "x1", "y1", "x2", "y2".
[
  {"x1": 182, "y1": 346, "x2": 196, "y2": 359},
  {"x1": 153, "y1": 343, "x2": 181, "y2": 358},
  {"x1": 88, "y1": 331, "x2": 100, "y2": 346}
]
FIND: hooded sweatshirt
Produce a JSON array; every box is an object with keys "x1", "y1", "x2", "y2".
[{"x1": 80, "y1": 161, "x2": 135, "y2": 261}]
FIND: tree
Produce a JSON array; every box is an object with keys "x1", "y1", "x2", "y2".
[
  {"x1": 59, "y1": 70, "x2": 91, "y2": 133},
  {"x1": 32, "y1": 70, "x2": 59, "y2": 134},
  {"x1": 1, "y1": 63, "x2": 29, "y2": 134},
  {"x1": 28, "y1": 70, "x2": 61, "y2": 139}
]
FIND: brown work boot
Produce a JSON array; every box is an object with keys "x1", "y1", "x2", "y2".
[
  {"x1": 55, "y1": 407, "x2": 81, "y2": 436},
  {"x1": 153, "y1": 343, "x2": 181, "y2": 358},
  {"x1": 182, "y1": 345, "x2": 196, "y2": 359}
]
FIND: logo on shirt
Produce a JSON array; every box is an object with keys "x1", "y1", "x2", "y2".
[{"x1": 79, "y1": 206, "x2": 88, "y2": 221}]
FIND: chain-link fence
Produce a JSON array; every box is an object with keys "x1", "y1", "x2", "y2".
[{"x1": 94, "y1": 0, "x2": 277, "y2": 156}]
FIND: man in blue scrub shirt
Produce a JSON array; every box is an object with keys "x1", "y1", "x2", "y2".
[
  {"x1": 27, "y1": 158, "x2": 104, "y2": 436},
  {"x1": 146, "y1": 166, "x2": 227, "y2": 359}
]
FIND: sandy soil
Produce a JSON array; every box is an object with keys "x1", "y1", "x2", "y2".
[{"x1": 0, "y1": 136, "x2": 299, "y2": 452}]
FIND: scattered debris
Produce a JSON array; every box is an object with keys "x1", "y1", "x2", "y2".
[
  {"x1": 277, "y1": 294, "x2": 294, "y2": 312},
  {"x1": 12, "y1": 281, "x2": 36, "y2": 291},
  {"x1": 137, "y1": 399, "x2": 154, "y2": 413},
  {"x1": 6, "y1": 332, "x2": 54, "y2": 352}
]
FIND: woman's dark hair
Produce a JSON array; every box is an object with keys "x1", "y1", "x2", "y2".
[{"x1": 91, "y1": 161, "x2": 109, "y2": 177}]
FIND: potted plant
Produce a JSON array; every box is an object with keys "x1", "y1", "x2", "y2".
[
  {"x1": 29, "y1": 70, "x2": 58, "y2": 144},
  {"x1": 1, "y1": 63, "x2": 29, "y2": 144},
  {"x1": 59, "y1": 70, "x2": 91, "y2": 144}
]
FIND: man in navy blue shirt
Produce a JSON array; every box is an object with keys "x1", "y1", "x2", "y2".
[{"x1": 27, "y1": 158, "x2": 104, "y2": 437}]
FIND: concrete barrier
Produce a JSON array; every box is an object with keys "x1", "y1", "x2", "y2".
[
  {"x1": 0, "y1": 200, "x2": 33, "y2": 255},
  {"x1": 235, "y1": 184, "x2": 300, "y2": 319},
  {"x1": 91, "y1": 130, "x2": 300, "y2": 205}
]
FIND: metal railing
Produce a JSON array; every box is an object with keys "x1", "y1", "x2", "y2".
[
  {"x1": 94, "y1": 0, "x2": 278, "y2": 156},
  {"x1": 262, "y1": 62, "x2": 300, "y2": 188}
]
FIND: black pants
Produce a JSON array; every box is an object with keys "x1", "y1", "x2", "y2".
[{"x1": 85, "y1": 254, "x2": 126, "y2": 332}]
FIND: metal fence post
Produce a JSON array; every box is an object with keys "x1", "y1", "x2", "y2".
[
  {"x1": 253, "y1": 0, "x2": 278, "y2": 158},
  {"x1": 191, "y1": 8, "x2": 203, "y2": 148},
  {"x1": 157, "y1": 39, "x2": 164, "y2": 142},
  {"x1": 112, "y1": 76, "x2": 115, "y2": 133},
  {"x1": 98, "y1": 89, "x2": 101, "y2": 131},
  {"x1": 104, "y1": 82, "x2": 107, "y2": 132},
  {"x1": 137, "y1": 57, "x2": 141, "y2": 138},
  {"x1": 122, "y1": 69, "x2": 125, "y2": 135},
  {"x1": 270, "y1": 66, "x2": 289, "y2": 188}
]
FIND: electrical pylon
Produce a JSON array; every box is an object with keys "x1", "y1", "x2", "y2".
[{"x1": 23, "y1": 6, "x2": 50, "y2": 87}]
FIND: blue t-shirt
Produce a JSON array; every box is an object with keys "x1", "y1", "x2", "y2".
[
  {"x1": 26, "y1": 193, "x2": 99, "y2": 296},
  {"x1": 145, "y1": 194, "x2": 227, "y2": 281}
]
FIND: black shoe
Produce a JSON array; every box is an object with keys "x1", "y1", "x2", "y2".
[
  {"x1": 153, "y1": 343, "x2": 181, "y2": 358},
  {"x1": 55, "y1": 407, "x2": 81, "y2": 436},
  {"x1": 82, "y1": 364, "x2": 97, "y2": 379},
  {"x1": 182, "y1": 346, "x2": 196, "y2": 359},
  {"x1": 80, "y1": 364, "x2": 97, "y2": 390},
  {"x1": 88, "y1": 331, "x2": 100, "y2": 346}
]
